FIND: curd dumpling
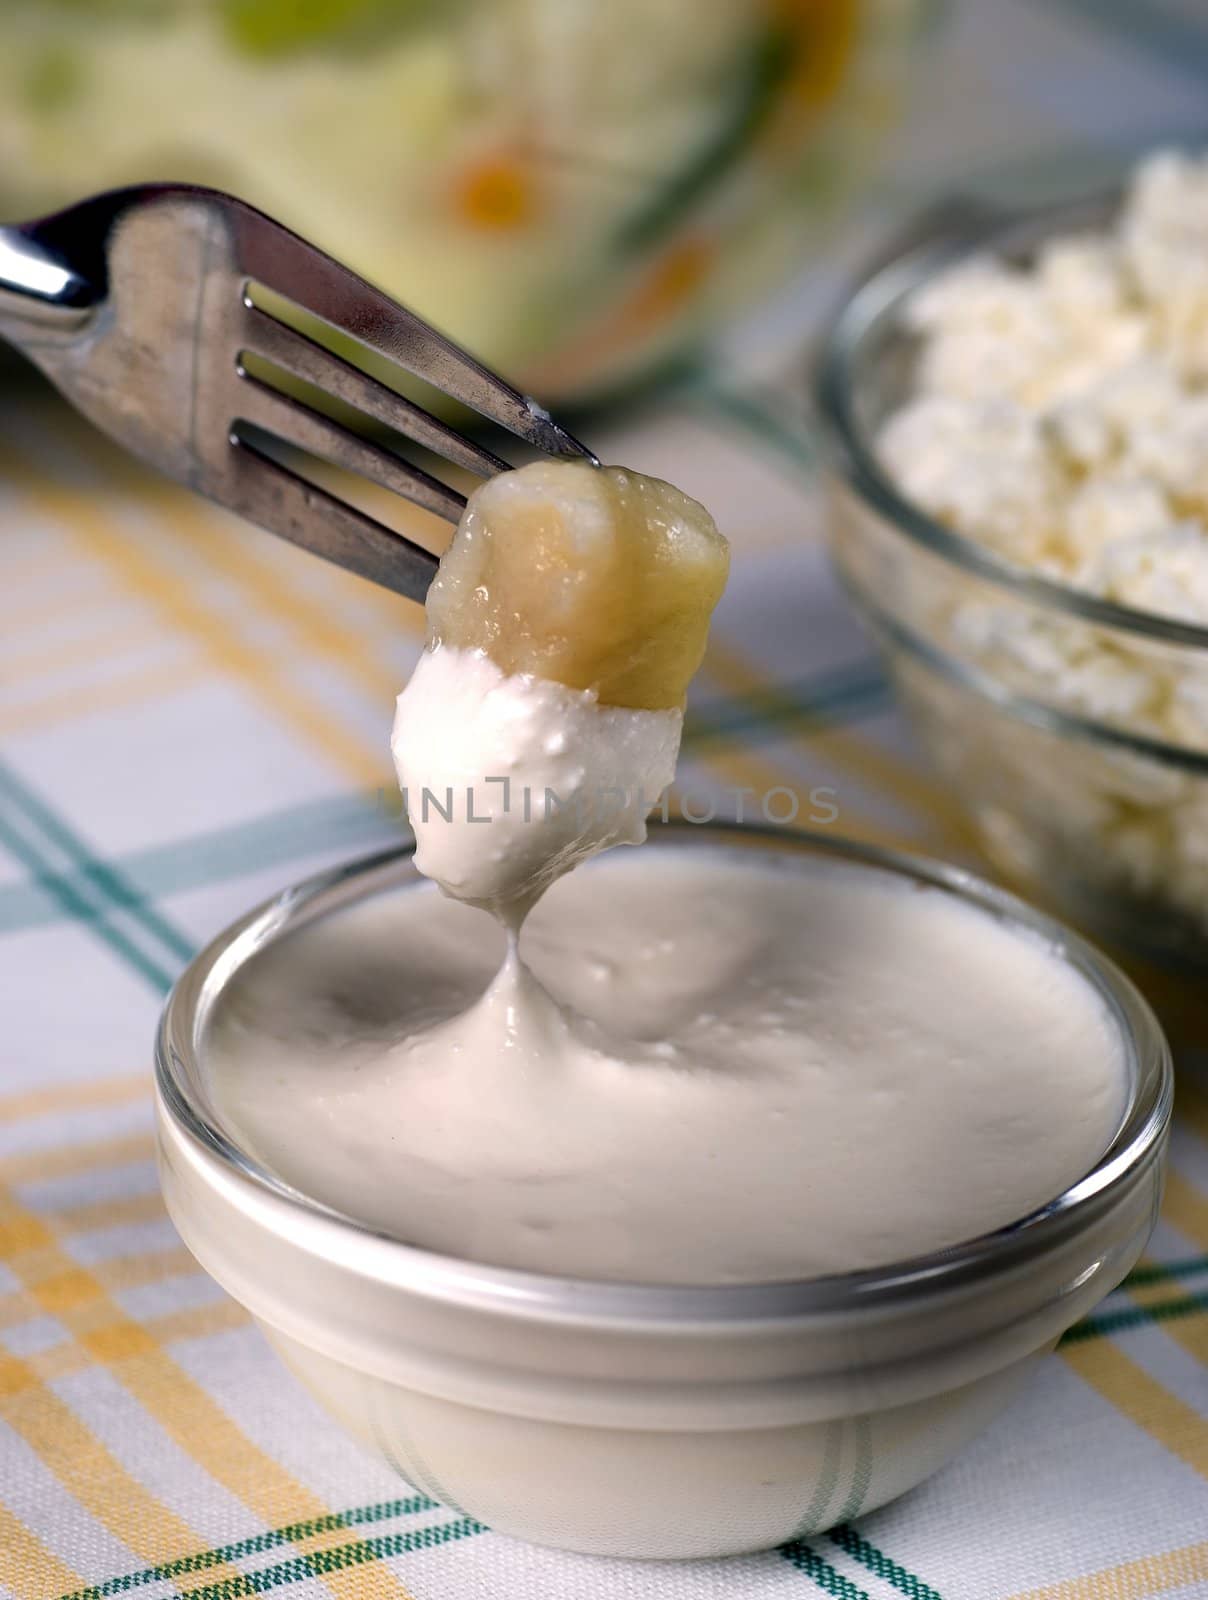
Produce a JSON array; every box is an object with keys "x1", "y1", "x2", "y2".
[{"x1": 425, "y1": 460, "x2": 729, "y2": 710}]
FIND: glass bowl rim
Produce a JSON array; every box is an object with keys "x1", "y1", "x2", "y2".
[
  {"x1": 812, "y1": 184, "x2": 1208, "y2": 657},
  {"x1": 155, "y1": 820, "x2": 1172, "y2": 1327}
]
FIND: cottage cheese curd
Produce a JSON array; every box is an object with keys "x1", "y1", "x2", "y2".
[
  {"x1": 880, "y1": 151, "x2": 1208, "y2": 626},
  {"x1": 876, "y1": 151, "x2": 1208, "y2": 941}
]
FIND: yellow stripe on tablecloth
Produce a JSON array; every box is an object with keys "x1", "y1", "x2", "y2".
[
  {"x1": 0, "y1": 1273, "x2": 241, "y2": 1583},
  {"x1": 51, "y1": 1192, "x2": 165, "y2": 1234},
  {"x1": 0, "y1": 1350, "x2": 242, "y2": 1582},
  {"x1": 0, "y1": 658, "x2": 205, "y2": 740},
  {"x1": 59, "y1": 401, "x2": 451, "y2": 587},
  {"x1": 0, "y1": 1074, "x2": 147, "y2": 1123},
  {"x1": 92, "y1": 1244, "x2": 198, "y2": 1291},
  {"x1": 0, "y1": 447, "x2": 389, "y2": 791},
  {"x1": 0, "y1": 1131, "x2": 154, "y2": 1185},
  {"x1": 1009, "y1": 1539, "x2": 1208, "y2": 1600},
  {"x1": 1, "y1": 619, "x2": 170, "y2": 684},
  {"x1": 139, "y1": 1296, "x2": 250, "y2": 1346},
  {"x1": 1060, "y1": 1339, "x2": 1208, "y2": 1480},
  {"x1": 0, "y1": 1502, "x2": 84, "y2": 1600},
  {"x1": 0, "y1": 1187, "x2": 418, "y2": 1600},
  {"x1": 0, "y1": 1197, "x2": 247, "y2": 1582},
  {"x1": 147, "y1": 487, "x2": 423, "y2": 693},
  {"x1": 28, "y1": 1299, "x2": 251, "y2": 1384},
  {"x1": 0, "y1": 1246, "x2": 199, "y2": 1332},
  {"x1": 0, "y1": 1286, "x2": 42, "y2": 1331},
  {"x1": 0, "y1": 582, "x2": 132, "y2": 644},
  {"x1": 1160, "y1": 1173, "x2": 1208, "y2": 1260},
  {"x1": 71, "y1": 424, "x2": 427, "y2": 697},
  {"x1": 700, "y1": 637, "x2": 979, "y2": 852}
]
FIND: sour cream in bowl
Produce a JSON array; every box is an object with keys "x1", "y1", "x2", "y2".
[{"x1": 156, "y1": 823, "x2": 1169, "y2": 1559}]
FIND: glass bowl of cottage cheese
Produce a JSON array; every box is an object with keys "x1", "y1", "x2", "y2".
[{"x1": 815, "y1": 151, "x2": 1208, "y2": 971}]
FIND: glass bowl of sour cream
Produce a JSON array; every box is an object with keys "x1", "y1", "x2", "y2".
[
  {"x1": 814, "y1": 159, "x2": 1208, "y2": 974},
  {"x1": 155, "y1": 822, "x2": 1169, "y2": 1561}
]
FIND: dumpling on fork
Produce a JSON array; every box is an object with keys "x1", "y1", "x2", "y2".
[
  {"x1": 392, "y1": 460, "x2": 728, "y2": 922},
  {"x1": 426, "y1": 461, "x2": 728, "y2": 709}
]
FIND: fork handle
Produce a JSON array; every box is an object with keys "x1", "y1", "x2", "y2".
[{"x1": 0, "y1": 224, "x2": 95, "y2": 334}]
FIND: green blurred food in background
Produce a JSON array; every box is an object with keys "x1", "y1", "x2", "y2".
[{"x1": 0, "y1": 0, "x2": 934, "y2": 403}]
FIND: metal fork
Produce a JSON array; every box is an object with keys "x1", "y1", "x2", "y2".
[{"x1": 0, "y1": 184, "x2": 596, "y2": 600}]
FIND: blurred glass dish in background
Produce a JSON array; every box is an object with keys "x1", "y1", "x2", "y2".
[
  {"x1": 815, "y1": 183, "x2": 1208, "y2": 974},
  {"x1": 0, "y1": 0, "x2": 933, "y2": 403}
]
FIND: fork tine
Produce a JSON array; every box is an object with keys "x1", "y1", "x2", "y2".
[
  {"x1": 230, "y1": 202, "x2": 598, "y2": 460},
  {"x1": 233, "y1": 366, "x2": 468, "y2": 524},
  {"x1": 240, "y1": 302, "x2": 512, "y2": 479},
  {"x1": 228, "y1": 433, "x2": 440, "y2": 601}
]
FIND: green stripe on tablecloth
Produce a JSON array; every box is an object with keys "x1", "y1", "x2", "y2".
[
  {"x1": 1123, "y1": 1254, "x2": 1208, "y2": 1289},
  {"x1": 0, "y1": 792, "x2": 397, "y2": 938},
  {"x1": 829, "y1": 1525, "x2": 946, "y2": 1600},
  {"x1": 780, "y1": 1542, "x2": 871, "y2": 1599},
  {"x1": 0, "y1": 757, "x2": 194, "y2": 965},
  {"x1": 0, "y1": 803, "x2": 177, "y2": 994},
  {"x1": 0, "y1": 758, "x2": 192, "y2": 960},
  {"x1": 1061, "y1": 1291, "x2": 1208, "y2": 1345},
  {"x1": 58, "y1": 1496, "x2": 440, "y2": 1600},
  {"x1": 54, "y1": 1492, "x2": 945, "y2": 1600},
  {"x1": 177, "y1": 1518, "x2": 485, "y2": 1600}
]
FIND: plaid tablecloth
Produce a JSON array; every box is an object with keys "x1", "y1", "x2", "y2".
[{"x1": 2, "y1": 4, "x2": 1208, "y2": 1598}]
